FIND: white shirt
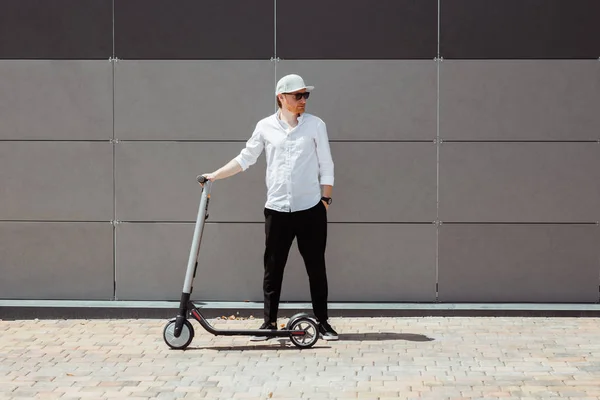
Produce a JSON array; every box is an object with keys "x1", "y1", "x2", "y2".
[{"x1": 234, "y1": 112, "x2": 334, "y2": 212}]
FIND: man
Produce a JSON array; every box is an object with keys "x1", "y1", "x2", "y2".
[{"x1": 200, "y1": 74, "x2": 338, "y2": 341}]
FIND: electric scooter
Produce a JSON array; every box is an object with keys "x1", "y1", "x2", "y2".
[{"x1": 162, "y1": 175, "x2": 320, "y2": 350}]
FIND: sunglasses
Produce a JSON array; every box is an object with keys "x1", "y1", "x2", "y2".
[{"x1": 285, "y1": 92, "x2": 310, "y2": 101}]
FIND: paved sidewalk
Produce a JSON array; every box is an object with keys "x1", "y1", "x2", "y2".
[{"x1": 1, "y1": 316, "x2": 599, "y2": 399}]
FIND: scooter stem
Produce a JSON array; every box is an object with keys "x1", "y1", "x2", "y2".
[{"x1": 174, "y1": 177, "x2": 212, "y2": 338}]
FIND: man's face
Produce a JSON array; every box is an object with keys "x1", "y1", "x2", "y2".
[{"x1": 280, "y1": 89, "x2": 309, "y2": 115}]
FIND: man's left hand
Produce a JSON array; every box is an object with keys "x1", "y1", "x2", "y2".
[{"x1": 321, "y1": 200, "x2": 329, "y2": 211}]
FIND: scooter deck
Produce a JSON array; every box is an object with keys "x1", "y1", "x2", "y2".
[{"x1": 188, "y1": 305, "x2": 307, "y2": 338}]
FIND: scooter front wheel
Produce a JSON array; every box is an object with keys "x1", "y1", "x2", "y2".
[
  {"x1": 163, "y1": 318, "x2": 195, "y2": 350},
  {"x1": 288, "y1": 317, "x2": 319, "y2": 349}
]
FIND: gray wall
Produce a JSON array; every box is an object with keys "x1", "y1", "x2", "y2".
[{"x1": 1, "y1": 0, "x2": 599, "y2": 303}]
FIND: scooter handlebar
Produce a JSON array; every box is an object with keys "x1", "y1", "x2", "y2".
[{"x1": 197, "y1": 175, "x2": 209, "y2": 184}]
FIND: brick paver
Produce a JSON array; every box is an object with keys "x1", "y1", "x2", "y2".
[{"x1": 1, "y1": 316, "x2": 599, "y2": 399}]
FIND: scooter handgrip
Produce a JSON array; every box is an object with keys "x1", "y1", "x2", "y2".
[{"x1": 197, "y1": 175, "x2": 209, "y2": 184}]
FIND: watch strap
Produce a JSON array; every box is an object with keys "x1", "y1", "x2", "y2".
[{"x1": 321, "y1": 196, "x2": 332, "y2": 205}]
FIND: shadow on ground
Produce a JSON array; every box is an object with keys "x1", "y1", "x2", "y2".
[
  {"x1": 185, "y1": 344, "x2": 332, "y2": 351},
  {"x1": 182, "y1": 333, "x2": 434, "y2": 350},
  {"x1": 339, "y1": 332, "x2": 434, "y2": 342}
]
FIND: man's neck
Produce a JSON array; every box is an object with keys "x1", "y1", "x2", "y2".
[{"x1": 278, "y1": 107, "x2": 300, "y2": 128}]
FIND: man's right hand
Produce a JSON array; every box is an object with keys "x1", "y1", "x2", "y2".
[
  {"x1": 199, "y1": 159, "x2": 243, "y2": 186},
  {"x1": 199, "y1": 173, "x2": 217, "y2": 186}
]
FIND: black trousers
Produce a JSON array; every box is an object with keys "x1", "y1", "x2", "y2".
[{"x1": 263, "y1": 201, "x2": 329, "y2": 324}]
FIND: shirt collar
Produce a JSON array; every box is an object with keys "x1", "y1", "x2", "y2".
[{"x1": 276, "y1": 111, "x2": 305, "y2": 130}]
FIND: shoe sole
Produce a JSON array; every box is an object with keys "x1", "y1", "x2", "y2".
[
  {"x1": 249, "y1": 335, "x2": 276, "y2": 342},
  {"x1": 319, "y1": 334, "x2": 339, "y2": 341}
]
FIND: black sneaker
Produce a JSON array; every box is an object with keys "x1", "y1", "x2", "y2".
[
  {"x1": 318, "y1": 321, "x2": 339, "y2": 341},
  {"x1": 250, "y1": 322, "x2": 277, "y2": 341}
]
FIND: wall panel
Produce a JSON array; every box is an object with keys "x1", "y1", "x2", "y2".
[
  {"x1": 277, "y1": 0, "x2": 437, "y2": 59},
  {"x1": 0, "y1": 142, "x2": 113, "y2": 221},
  {"x1": 0, "y1": 222, "x2": 114, "y2": 299},
  {"x1": 0, "y1": 61, "x2": 113, "y2": 140},
  {"x1": 440, "y1": 60, "x2": 600, "y2": 141},
  {"x1": 114, "y1": 61, "x2": 274, "y2": 140},
  {"x1": 438, "y1": 224, "x2": 599, "y2": 302},
  {"x1": 0, "y1": 0, "x2": 112, "y2": 59},
  {"x1": 441, "y1": 0, "x2": 600, "y2": 59},
  {"x1": 439, "y1": 143, "x2": 600, "y2": 222},
  {"x1": 328, "y1": 143, "x2": 437, "y2": 222},
  {"x1": 277, "y1": 61, "x2": 437, "y2": 141},
  {"x1": 114, "y1": 0, "x2": 274, "y2": 59},
  {"x1": 115, "y1": 142, "x2": 267, "y2": 222}
]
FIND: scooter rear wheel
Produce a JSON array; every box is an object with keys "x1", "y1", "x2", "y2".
[
  {"x1": 163, "y1": 318, "x2": 194, "y2": 350},
  {"x1": 288, "y1": 317, "x2": 319, "y2": 349},
  {"x1": 285, "y1": 312, "x2": 311, "y2": 330}
]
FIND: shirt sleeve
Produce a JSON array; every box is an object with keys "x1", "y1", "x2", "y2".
[
  {"x1": 234, "y1": 124, "x2": 264, "y2": 171},
  {"x1": 315, "y1": 120, "x2": 334, "y2": 186}
]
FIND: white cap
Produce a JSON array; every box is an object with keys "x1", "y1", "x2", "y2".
[{"x1": 276, "y1": 74, "x2": 314, "y2": 95}]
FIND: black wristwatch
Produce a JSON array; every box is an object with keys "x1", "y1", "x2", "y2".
[{"x1": 321, "y1": 196, "x2": 332, "y2": 205}]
